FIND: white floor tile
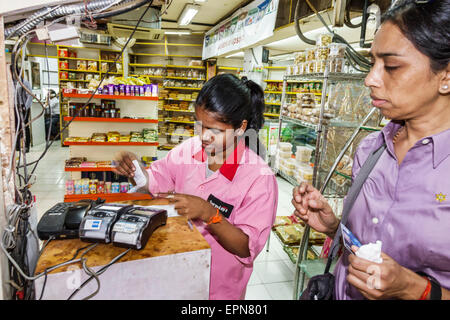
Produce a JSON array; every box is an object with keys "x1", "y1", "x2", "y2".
[
  {"x1": 244, "y1": 284, "x2": 272, "y2": 300},
  {"x1": 264, "y1": 281, "x2": 295, "y2": 300},
  {"x1": 247, "y1": 270, "x2": 262, "y2": 286},
  {"x1": 254, "y1": 260, "x2": 294, "y2": 284}
]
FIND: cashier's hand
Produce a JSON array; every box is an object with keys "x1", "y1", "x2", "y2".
[
  {"x1": 347, "y1": 246, "x2": 424, "y2": 300},
  {"x1": 157, "y1": 192, "x2": 215, "y2": 223},
  {"x1": 292, "y1": 182, "x2": 339, "y2": 237},
  {"x1": 113, "y1": 151, "x2": 149, "y2": 184}
]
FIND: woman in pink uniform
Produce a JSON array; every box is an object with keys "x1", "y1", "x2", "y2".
[
  {"x1": 114, "y1": 74, "x2": 278, "y2": 299},
  {"x1": 292, "y1": 0, "x2": 450, "y2": 300}
]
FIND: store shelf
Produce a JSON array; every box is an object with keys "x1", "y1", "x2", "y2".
[
  {"x1": 163, "y1": 133, "x2": 194, "y2": 137},
  {"x1": 163, "y1": 87, "x2": 202, "y2": 91},
  {"x1": 264, "y1": 66, "x2": 286, "y2": 70},
  {"x1": 285, "y1": 73, "x2": 367, "y2": 81},
  {"x1": 100, "y1": 71, "x2": 123, "y2": 75},
  {"x1": 217, "y1": 66, "x2": 242, "y2": 71},
  {"x1": 129, "y1": 63, "x2": 166, "y2": 67},
  {"x1": 281, "y1": 116, "x2": 319, "y2": 130},
  {"x1": 165, "y1": 76, "x2": 205, "y2": 81},
  {"x1": 130, "y1": 74, "x2": 165, "y2": 78},
  {"x1": 160, "y1": 119, "x2": 195, "y2": 124},
  {"x1": 100, "y1": 60, "x2": 123, "y2": 63},
  {"x1": 263, "y1": 113, "x2": 279, "y2": 117},
  {"x1": 60, "y1": 69, "x2": 100, "y2": 73},
  {"x1": 62, "y1": 93, "x2": 159, "y2": 100},
  {"x1": 162, "y1": 98, "x2": 196, "y2": 102},
  {"x1": 265, "y1": 102, "x2": 282, "y2": 106},
  {"x1": 265, "y1": 90, "x2": 321, "y2": 96},
  {"x1": 59, "y1": 57, "x2": 99, "y2": 62},
  {"x1": 163, "y1": 108, "x2": 195, "y2": 113},
  {"x1": 64, "y1": 141, "x2": 159, "y2": 146},
  {"x1": 130, "y1": 53, "x2": 202, "y2": 58},
  {"x1": 63, "y1": 117, "x2": 159, "y2": 123},
  {"x1": 166, "y1": 65, "x2": 205, "y2": 70},
  {"x1": 64, "y1": 192, "x2": 153, "y2": 203},
  {"x1": 59, "y1": 79, "x2": 90, "y2": 82}
]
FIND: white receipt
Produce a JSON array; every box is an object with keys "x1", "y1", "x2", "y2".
[
  {"x1": 138, "y1": 205, "x2": 179, "y2": 217},
  {"x1": 355, "y1": 240, "x2": 383, "y2": 263},
  {"x1": 132, "y1": 159, "x2": 147, "y2": 188}
]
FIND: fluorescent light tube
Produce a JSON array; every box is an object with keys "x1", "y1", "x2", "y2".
[{"x1": 178, "y1": 4, "x2": 200, "y2": 26}]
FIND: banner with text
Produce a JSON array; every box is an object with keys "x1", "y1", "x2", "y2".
[{"x1": 202, "y1": 0, "x2": 279, "y2": 60}]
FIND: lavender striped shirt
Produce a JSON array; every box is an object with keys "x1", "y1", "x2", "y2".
[{"x1": 334, "y1": 121, "x2": 450, "y2": 300}]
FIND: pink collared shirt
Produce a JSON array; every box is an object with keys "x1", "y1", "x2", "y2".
[{"x1": 146, "y1": 137, "x2": 278, "y2": 299}]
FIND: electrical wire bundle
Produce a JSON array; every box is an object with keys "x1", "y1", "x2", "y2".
[
  {"x1": 1, "y1": 0, "x2": 155, "y2": 300},
  {"x1": 294, "y1": 0, "x2": 373, "y2": 72}
]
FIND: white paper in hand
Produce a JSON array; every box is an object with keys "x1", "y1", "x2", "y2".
[
  {"x1": 132, "y1": 159, "x2": 147, "y2": 188},
  {"x1": 355, "y1": 240, "x2": 383, "y2": 263}
]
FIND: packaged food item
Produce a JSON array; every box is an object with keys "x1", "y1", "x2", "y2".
[
  {"x1": 105, "y1": 182, "x2": 112, "y2": 194},
  {"x1": 315, "y1": 59, "x2": 327, "y2": 73},
  {"x1": 317, "y1": 33, "x2": 332, "y2": 46},
  {"x1": 275, "y1": 224, "x2": 305, "y2": 244},
  {"x1": 74, "y1": 180, "x2": 82, "y2": 195},
  {"x1": 278, "y1": 142, "x2": 292, "y2": 152},
  {"x1": 328, "y1": 57, "x2": 345, "y2": 73},
  {"x1": 114, "y1": 85, "x2": 120, "y2": 95},
  {"x1": 116, "y1": 63, "x2": 123, "y2": 73},
  {"x1": 89, "y1": 180, "x2": 97, "y2": 194},
  {"x1": 111, "y1": 182, "x2": 120, "y2": 193},
  {"x1": 294, "y1": 52, "x2": 306, "y2": 64},
  {"x1": 81, "y1": 178, "x2": 90, "y2": 195},
  {"x1": 88, "y1": 61, "x2": 97, "y2": 71},
  {"x1": 295, "y1": 146, "x2": 313, "y2": 163},
  {"x1": 305, "y1": 48, "x2": 315, "y2": 61},
  {"x1": 328, "y1": 43, "x2": 347, "y2": 58},
  {"x1": 65, "y1": 180, "x2": 74, "y2": 195},
  {"x1": 58, "y1": 48, "x2": 68, "y2": 57},
  {"x1": 273, "y1": 216, "x2": 293, "y2": 228},
  {"x1": 68, "y1": 50, "x2": 77, "y2": 58},
  {"x1": 120, "y1": 182, "x2": 129, "y2": 193},
  {"x1": 60, "y1": 71, "x2": 68, "y2": 80},
  {"x1": 59, "y1": 60, "x2": 69, "y2": 69},
  {"x1": 97, "y1": 181, "x2": 105, "y2": 194},
  {"x1": 101, "y1": 62, "x2": 108, "y2": 73},
  {"x1": 77, "y1": 60, "x2": 87, "y2": 71},
  {"x1": 285, "y1": 158, "x2": 297, "y2": 169},
  {"x1": 151, "y1": 84, "x2": 158, "y2": 97},
  {"x1": 107, "y1": 131, "x2": 120, "y2": 142},
  {"x1": 315, "y1": 46, "x2": 329, "y2": 61},
  {"x1": 278, "y1": 150, "x2": 292, "y2": 159}
]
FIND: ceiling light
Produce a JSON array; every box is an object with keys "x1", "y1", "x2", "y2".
[
  {"x1": 178, "y1": 4, "x2": 200, "y2": 26},
  {"x1": 194, "y1": 0, "x2": 207, "y2": 3},
  {"x1": 164, "y1": 29, "x2": 192, "y2": 35}
]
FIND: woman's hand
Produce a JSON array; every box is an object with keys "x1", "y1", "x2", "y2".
[
  {"x1": 112, "y1": 151, "x2": 148, "y2": 181},
  {"x1": 347, "y1": 246, "x2": 428, "y2": 300},
  {"x1": 158, "y1": 192, "x2": 216, "y2": 223},
  {"x1": 291, "y1": 182, "x2": 339, "y2": 237}
]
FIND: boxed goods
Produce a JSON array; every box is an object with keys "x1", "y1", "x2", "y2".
[
  {"x1": 77, "y1": 60, "x2": 87, "y2": 71},
  {"x1": 107, "y1": 131, "x2": 120, "y2": 142},
  {"x1": 91, "y1": 133, "x2": 107, "y2": 142},
  {"x1": 59, "y1": 60, "x2": 69, "y2": 69},
  {"x1": 58, "y1": 48, "x2": 68, "y2": 57},
  {"x1": 60, "y1": 71, "x2": 68, "y2": 80},
  {"x1": 87, "y1": 61, "x2": 97, "y2": 71}
]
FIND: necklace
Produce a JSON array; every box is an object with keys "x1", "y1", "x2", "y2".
[{"x1": 392, "y1": 126, "x2": 405, "y2": 145}]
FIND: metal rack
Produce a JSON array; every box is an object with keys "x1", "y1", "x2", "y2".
[{"x1": 271, "y1": 68, "x2": 383, "y2": 299}]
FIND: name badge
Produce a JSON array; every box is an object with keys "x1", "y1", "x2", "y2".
[{"x1": 207, "y1": 194, "x2": 234, "y2": 218}]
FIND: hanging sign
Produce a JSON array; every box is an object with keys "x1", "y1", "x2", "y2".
[{"x1": 202, "y1": 0, "x2": 279, "y2": 60}]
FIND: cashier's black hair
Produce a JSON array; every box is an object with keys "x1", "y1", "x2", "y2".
[
  {"x1": 381, "y1": 0, "x2": 450, "y2": 73},
  {"x1": 195, "y1": 73, "x2": 266, "y2": 158}
]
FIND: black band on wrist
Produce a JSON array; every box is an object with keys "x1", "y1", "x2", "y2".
[{"x1": 416, "y1": 271, "x2": 442, "y2": 300}]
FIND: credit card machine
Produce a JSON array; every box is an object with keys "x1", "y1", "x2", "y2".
[
  {"x1": 79, "y1": 203, "x2": 133, "y2": 244},
  {"x1": 111, "y1": 207, "x2": 167, "y2": 250}
]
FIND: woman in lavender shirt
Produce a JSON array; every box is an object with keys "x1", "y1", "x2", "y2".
[{"x1": 292, "y1": 0, "x2": 450, "y2": 300}]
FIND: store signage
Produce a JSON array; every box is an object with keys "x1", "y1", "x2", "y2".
[{"x1": 202, "y1": 0, "x2": 279, "y2": 59}]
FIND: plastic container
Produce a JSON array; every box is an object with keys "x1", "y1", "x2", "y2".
[
  {"x1": 285, "y1": 158, "x2": 297, "y2": 169},
  {"x1": 305, "y1": 48, "x2": 315, "y2": 61},
  {"x1": 316, "y1": 33, "x2": 333, "y2": 46},
  {"x1": 278, "y1": 150, "x2": 292, "y2": 159},
  {"x1": 65, "y1": 180, "x2": 74, "y2": 195},
  {"x1": 81, "y1": 179, "x2": 90, "y2": 195},
  {"x1": 315, "y1": 59, "x2": 327, "y2": 73},
  {"x1": 328, "y1": 43, "x2": 347, "y2": 58},
  {"x1": 296, "y1": 146, "x2": 313, "y2": 163},
  {"x1": 74, "y1": 180, "x2": 82, "y2": 195},
  {"x1": 315, "y1": 46, "x2": 329, "y2": 61},
  {"x1": 120, "y1": 182, "x2": 129, "y2": 193},
  {"x1": 328, "y1": 57, "x2": 345, "y2": 73},
  {"x1": 279, "y1": 142, "x2": 293, "y2": 152},
  {"x1": 111, "y1": 182, "x2": 120, "y2": 193},
  {"x1": 105, "y1": 182, "x2": 112, "y2": 194}
]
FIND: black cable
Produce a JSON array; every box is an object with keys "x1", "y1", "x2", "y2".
[
  {"x1": 294, "y1": 0, "x2": 316, "y2": 45},
  {"x1": 344, "y1": 0, "x2": 362, "y2": 29}
]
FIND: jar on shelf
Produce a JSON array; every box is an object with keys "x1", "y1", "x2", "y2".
[
  {"x1": 305, "y1": 48, "x2": 315, "y2": 61},
  {"x1": 328, "y1": 57, "x2": 345, "y2": 73},
  {"x1": 328, "y1": 43, "x2": 347, "y2": 58},
  {"x1": 315, "y1": 46, "x2": 329, "y2": 61},
  {"x1": 316, "y1": 33, "x2": 333, "y2": 46},
  {"x1": 315, "y1": 60, "x2": 327, "y2": 73}
]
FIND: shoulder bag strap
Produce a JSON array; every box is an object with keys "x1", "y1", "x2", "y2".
[{"x1": 324, "y1": 143, "x2": 387, "y2": 273}]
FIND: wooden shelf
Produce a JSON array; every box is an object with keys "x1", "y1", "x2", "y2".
[
  {"x1": 64, "y1": 141, "x2": 159, "y2": 146},
  {"x1": 63, "y1": 117, "x2": 158, "y2": 123},
  {"x1": 62, "y1": 93, "x2": 159, "y2": 100},
  {"x1": 64, "y1": 192, "x2": 153, "y2": 203},
  {"x1": 60, "y1": 79, "x2": 89, "y2": 82}
]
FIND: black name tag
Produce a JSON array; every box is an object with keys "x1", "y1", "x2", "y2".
[{"x1": 207, "y1": 194, "x2": 234, "y2": 218}]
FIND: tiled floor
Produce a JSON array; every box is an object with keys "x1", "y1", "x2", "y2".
[{"x1": 27, "y1": 142, "x2": 300, "y2": 300}]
